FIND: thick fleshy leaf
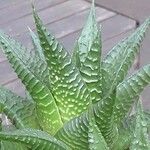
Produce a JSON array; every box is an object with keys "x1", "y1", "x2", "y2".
[
  {"x1": 73, "y1": 2, "x2": 102, "y2": 103},
  {"x1": 130, "y1": 100, "x2": 150, "y2": 150},
  {"x1": 72, "y1": 1, "x2": 116, "y2": 145},
  {"x1": 1, "y1": 141, "x2": 26, "y2": 150},
  {"x1": 0, "y1": 86, "x2": 38, "y2": 129},
  {"x1": 28, "y1": 27, "x2": 45, "y2": 60},
  {"x1": 56, "y1": 65, "x2": 150, "y2": 149},
  {"x1": 33, "y1": 7, "x2": 90, "y2": 122},
  {"x1": 0, "y1": 124, "x2": 28, "y2": 150},
  {"x1": 123, "y1": 110, "x2": 150, "y2": 134},
  {"x1": 102, "y1": 18, "x2": 150, "y2": 98},
  {"x1": 111, "y1": 126, "x2": 132, "y2": 150},
  {"x1": 93, "y1": 91, "x2": 118, "y2": 146},
  {"x1": 56, "y1": 94, "x2": 117, "y2": 149},
  {"x1": 0, "y1": 31, "x2": 63, "y2": 134},
  {"x1": 114, "y1": 64, "x2": 150, "y2": 123},
  {"x1": 112, "y1": 110, "x2": 150, "y2": 150},
  {"x1": 88, "y1": 101, "x2": 109, "y2": 150},
  {"x1": 55, "y1": 112, "x2": 89, "y2": 149},
  {"x1": 0, "y1": 129, "x2": 70, "y2": 150}
]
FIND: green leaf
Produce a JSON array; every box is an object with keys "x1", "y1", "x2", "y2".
[
  {"x1": 73, "y1": 2, "x2": 102, "y2": 103},
  {"x1": 55, "y1": 112, "x2": 89, "y2": 149},
  {"x1": 0, "y1": 86, "x2": 38, "y2": 129},
  {"x1": 123, "y1": 110, "x2": 150, "y2": 134},
  {"x1": 56, "y1": 64, "x2": 150, "y2": 149},
  {"x1": 28, "y1": 27, "x2": 45, "y2": 60},
  {"x1": 33, "y1": 7, "x2": 90, "y2": 122},
  {"x1": 1, "y1": 141, "x2": 26, "y2": 150},
  {"x1": 114, "y1": 64, "x2": 150, "y2": 123},
  {"x1": 0, "y1": 124, "x2": 28, "y2": 150},
  {"x1": 0, "y1": 129, "x2": 70, "y2": 150},
  {"x1": 0, "y1": 30, "x2": 63, "y2": 135},
  {"x1": 102, "y1": 18, "x2": 150, "y2": 98},
  {"x1": 53, "y1": 4, "x2": 119, "y2": 143},
  {"x1": 112, "y1": 109, "x2": 150, "y2": 150},
  {"x1": 56, "y1": 94, "x2": 117, "y2": 149},
  {"x1": 130, "y1": 100, "x2": 150, "y2": 150},
  {"x1": 88, "y1": 101, "x2": 109, "y2": 150},
  {"x1": 111, "y1": 126, "x2": 132, "y2": 150},
  {"x1": 93, "y1": 91, "x2": 118, "y2": 146}
]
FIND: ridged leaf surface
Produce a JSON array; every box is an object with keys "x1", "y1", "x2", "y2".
[
  {"x1": 0, "y1": 129, "x2": 70, "y2": 150},
  {"x1": 130, "y1": 100, "x2": 150, "y2": 150},
  {"x1": 56, "y1": 65, "x2": 150, "y2": 149},
  {"x1": 73, "y1": 3, "x2": 102, "y2": 103},
  {"x1": 114, "y1": 64, "x2": 150, "y2": 123},
  {"x1": 0, "y1": 31, "x2": 63, "y2": 134},
  {"x1": 102, "y1": 18, "x2": 150, "y2": 98},
  {"x1": 56, "y1": 95, "x2": 117, "y2": 149},
  {"x1": 93, "y1": 92, "x2": 118, "y2": 145},
  {"x1": 33, "y1": 8, "x2": 90, "y2": 122},
  {"x1": 88, "y1": 102, "x2": 109, "y2": 150},
  {"x1": 0, "y1": 124, "x2": 27, "y2": 150},
  {"x1": 0, "y1": 86, "x2": 38, "y2": 129}
]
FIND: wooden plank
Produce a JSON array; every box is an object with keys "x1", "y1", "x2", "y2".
[
  {"x1": 87, "y1": 0, "x2": 150, "y2": 22},
  {"x1": 0, "y1": 61, "x2": 17, "y2": 85},
  {"x1": 4, "y1": 79, "x2": 25, "y2": 97},
  {"x1": 46, "y1": 7, "x2": 115, "y2": 38},
  {"x1": 0, "y1": 0, "x2": 22, "y2": 10},
  {"x1": 11, "y1": 7, "x2": 115, "y2": 48},
  {"x1": 0, "y1": 0, "x2": 90, "y2": 36},
  {"x1": 59, "y1": 15, "x2": 136, "y2": 53},
  {"x1": 140, "y1": 30, "x2": 150, "y2": 109},
  {"x1": 0, "y1": 51, "x2": 6, "y2": 63},
  {"x1": 0, "y1": 0, "x2": 67, "y2": 25},
  {"x1": 0, "y1": 14, "x2": 135, "y2": 63}
]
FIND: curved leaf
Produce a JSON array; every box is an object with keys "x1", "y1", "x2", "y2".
[
  {"x1": 56, "y1": 65, "x2": 150, "y2": 149},
  {"x1": 114, "y1": 64, "x2": 150, "y2": 123},
  {"x1": 0, "y1": 124, "x2": 28, "y2": 150},
  {"x1": 93, "y1": 92, "x2": 118, "y2": 146},
  {"x1": 56, "y1": 95, "x2": 117, "y2": 149},
  {"x1": 33, "y1": 7, "x2": 90, "y2": 122},
  {"x1": 112, "y1": 109, "x2": 150, "y2": 150},
  {"x1": 0, "y1": 129, "x2": 70, "y2": 150},
  {"x1": 73, "y1": 2, "x2": 102, "y2": 103},
  {"x1": 0, "y1": 86, "x2": 38, "y2": 129},
  {"x1": 111, "y1": 127, "x2": 132, "y2": 150},
  {"x1": 88, "y1": 101, "x2": 109, "y2": 150},
  {"x1": 0, "y1": 31, "x2": 63, "y2": 134},
  {"x1": 102, "y1": 18, "x2": 150, "y2": 98},
  {"x1": 130, "y1": 100, "x2": 150, "y2": 150}
]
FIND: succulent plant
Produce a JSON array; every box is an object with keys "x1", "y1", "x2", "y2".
[{"x1": 0, "y1": 1, "x2": 150, "y2": 149}]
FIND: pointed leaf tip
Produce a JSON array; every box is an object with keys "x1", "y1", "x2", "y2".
[{"x1": 92, "y1": 0, "x2": 95, "y2": 5}]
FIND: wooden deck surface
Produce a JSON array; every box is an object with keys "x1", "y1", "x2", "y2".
[{"x1": 1, "y1": 0, "x2": 144, "y2": 106}]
